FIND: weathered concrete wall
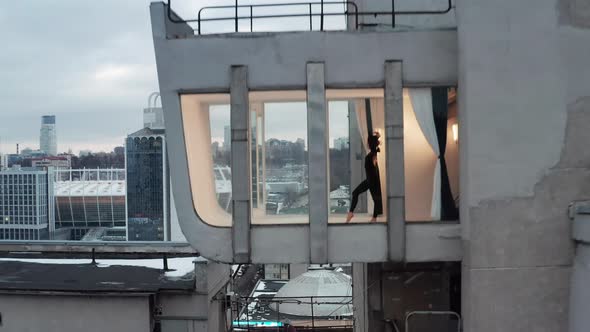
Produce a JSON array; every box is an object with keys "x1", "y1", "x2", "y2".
[
  {"x1": 0, "y1": 294, "x2": 150, "y2": 332},
  {"x1": 458, "y1": 0, "x2": 590, "y2": 330}
]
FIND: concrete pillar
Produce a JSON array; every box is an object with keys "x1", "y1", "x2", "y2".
[
  {"x1": 384, "y1": 61, "x2": 405, "y2": 262},
  {"x1": 307, "y1": 62, "x2": 329, "y2": 264},
  {"x1": 230, "y1": 65, "x2": 251, "y2": 263},
  {"x1": 353, "y1": 263, "x2": 369, "y2": 332}
]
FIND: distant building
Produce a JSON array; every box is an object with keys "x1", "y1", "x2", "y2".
[
  {"x1": 126, "y1": 128, "x2": 167, "y2": 241},
  {"x1": 31, "y1": 156, "x2": 71, "y2": 170},
  {"x1": 333, "y1": 137, "x2": 348, "y2": 150},
  {"x1": 144, "y1": 92, "x2": 165, "y2": 130},
  {"x1": 6, "y1": 154, "x2": 21, "y2": 168},
  {"x1": 20, "y1": 148, "x2": 46, "y2": 158},
  {"x1": 40, "y1": 115, "x2": 57, "y2": 156},
  {"x1": 53, "y1": 169, "x2": 126, "y2": 241},
  {"x1": 213, "y1": 165, "x2": 232, "y2": 212},
  {"x1": 79, "y1": 150, "x2": 92, "y2": 157},
  {"x1": 211, "y1": 141, "x2": 220, "y2": 156},
  {"x1": 113, "y1": 146, "x2": 125, "y2": 155},
  {"x1": 0, "y1": 154, "x2": 6, "y2": 170},
  {"x1": 0, "y1": 166, "x2": 54, "y2": 240},
  {"x1": 143, "y1": 107, "x2": 165, "y2": 130}
]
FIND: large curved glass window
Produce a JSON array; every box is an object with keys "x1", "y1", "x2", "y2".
[{"x1": 181, "y1": 94, "x2": 232, "y2": 227}]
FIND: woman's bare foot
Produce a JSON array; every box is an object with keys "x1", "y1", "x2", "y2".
[
  {"x1": 346, "y1": 212, "x2": 354, "y2": 223},
  {"x1": 370, "y1": 217, "x2": 377, "y2": 223}
]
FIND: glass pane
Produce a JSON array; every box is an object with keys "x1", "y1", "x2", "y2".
[
  {"x1": 327, "y1": 90, "x2": 387, "y2": 224},
  {"x1": 250, "y1": 91, "x2": 309, "y2": 225},
  {"x1": 328, "y1": 101, "x2": 351, "y2": 216}
]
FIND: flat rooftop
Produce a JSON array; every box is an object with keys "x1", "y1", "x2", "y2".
[{"x1": 0, "y1": 257, "x2": 204, "y2": 293}]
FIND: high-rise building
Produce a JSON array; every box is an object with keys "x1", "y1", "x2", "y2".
[
  {"x1": 125, "y1": 128, "x2": 167, "y2": 241},
  {"x1": 40, "y1": 115, "x2": 57, "y2": 156},
  {"x1": 0, "y1": 166, "x2": 54, "y2": 240}
]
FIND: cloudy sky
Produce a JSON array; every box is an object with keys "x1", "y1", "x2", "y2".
[{"x1": 0, "y1": 0, "x2": 347, "y2": 155}]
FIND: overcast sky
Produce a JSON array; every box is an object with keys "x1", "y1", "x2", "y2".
[{"x1": 0, "y1": 0, "x2": 347, "y2": 155}]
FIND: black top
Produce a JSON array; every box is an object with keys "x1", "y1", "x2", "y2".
[{"x1": 364, "y1": 151, "x2": 381, "y2": 188}]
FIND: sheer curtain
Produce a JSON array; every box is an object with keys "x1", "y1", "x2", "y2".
[{"x1": 409, "y1": 88, "x2": 441, "y2": 220}]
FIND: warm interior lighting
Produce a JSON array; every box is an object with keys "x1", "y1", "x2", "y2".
[{"x1": 452, "y1": 123, "x2": 458, "y2": 143}]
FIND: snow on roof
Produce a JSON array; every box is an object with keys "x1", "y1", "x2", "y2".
[
  {"x1": 54, "y1": 180, "x2": 126, "y2": 197},
  {"x1": 0, "y1": 257, "x2": 206, "y2": 278},
  {"x1": 273, "y1": 269, "x2": 352, "y2": 317}
]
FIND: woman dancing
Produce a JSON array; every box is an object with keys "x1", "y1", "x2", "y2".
[{"x1": 346, "y1": 132, "x2": 382, "y2": 223}]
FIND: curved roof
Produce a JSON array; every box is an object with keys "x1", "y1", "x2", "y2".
[
  {"x1": 273, "y1": 269, "x2": 352, "y2": 317},
  {"x1": 54, "y1": 181, "x2": 126, "y2": 196}
]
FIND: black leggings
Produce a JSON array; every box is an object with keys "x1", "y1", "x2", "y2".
[{"x1": 350, "y1": 180, "x2": 383, "y2": 218}]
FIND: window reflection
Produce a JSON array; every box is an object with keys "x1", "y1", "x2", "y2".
[
  {"x1": 328, "y1": 101, "x2": 351, "y2": 215},
  {"x1": 252, "y1": 100, "x2": 309, "y2": 224}
]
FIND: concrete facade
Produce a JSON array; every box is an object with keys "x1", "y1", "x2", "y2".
[
  {"x1": 0, "y1": 294, "x2": 151, "y2": 332},
  {"x1": 149, "y1": 0, "x2": 590, "y2": 330},
  {"x1": 458, "y1": 0, "x2": 590, "y2": 331},
  {"x1": 150, "y1": 2, "x2": 461, "y2": 265}
]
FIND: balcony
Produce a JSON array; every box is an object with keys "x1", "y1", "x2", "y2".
[{"x1": 150, "y1": 2, "x2": 460, "y2": 264}]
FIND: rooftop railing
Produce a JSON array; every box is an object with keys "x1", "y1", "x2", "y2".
[{"x1": 167, "y1": 0, "x2": 453, "y2": 35}]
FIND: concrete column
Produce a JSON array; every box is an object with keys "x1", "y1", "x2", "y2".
[
  {"x1": 384, "y1": 61, "x2": 405, "y2": 262},
  {"x1": 230, "y1": 65, "x2": 251, "y2": 263},
  {"x1": 307, "y1": 62, "x2": 329, "y2": 264},
  {"x1": 353, "y1": 262, "x2": 368, "y2": 332}
]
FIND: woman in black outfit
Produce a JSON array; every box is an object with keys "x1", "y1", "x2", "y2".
[{"x1": 346, "y1": 132, "x2": 383, "y2": 223}]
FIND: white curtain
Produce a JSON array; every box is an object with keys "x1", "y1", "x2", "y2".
[
  {"x1": 354, "y1": 99, "x2": 369, "y2": 153},
  {"x1": 409, "y1": 88, "x2": 441, "y2": 220}
]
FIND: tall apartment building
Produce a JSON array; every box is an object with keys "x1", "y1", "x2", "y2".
[
  {"x1": 0, "y1": 166, "x2": 54, "y2": 240},
  {"x1": 149, "y1": 1, "x2": 590, "y2": 331},
  {"x1": 39, "y1": 115, "x2": 57, "y2": 156},
  {"x1": 125, "y1": 128, "x2": 167, "y2": 241}
]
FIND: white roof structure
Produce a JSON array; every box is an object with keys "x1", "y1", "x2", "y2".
[
  {"x1": 54, "y1": 181, "x2": 126, "y2": 197},
  {"x1": 273, "y1": 269, "x2": 352, "y2": 317}
]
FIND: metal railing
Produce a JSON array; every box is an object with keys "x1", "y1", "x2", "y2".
[
  {"x1": 166, "y1": 0, "x2": 453, "y2": 35},
  {"x1": 232, "y1": 295, "x2": 353, "y2": 331}
]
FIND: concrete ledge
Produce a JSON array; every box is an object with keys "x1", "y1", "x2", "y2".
[
  {"x1": 405, "y1": 222, "x2": 462, "y2": 262},
  {"x1": 0, "y1": 241, "x2": 197, "y2": 258},
  {"x1": 153, "y1": 29, "x2": 458, "y2": 90}
]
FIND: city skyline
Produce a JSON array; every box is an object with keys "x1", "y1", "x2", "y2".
[{"x1": 0, "y1": 0, "x2": 345, "y2": 157}]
